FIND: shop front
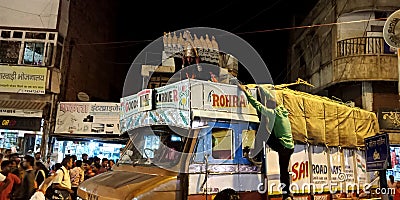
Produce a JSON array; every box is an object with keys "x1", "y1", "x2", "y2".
[
  {"x1": 52, "y1": 102, "x2": 128, "y2": 162},
  {"x1": 0, "y1": 64, "x2": 56, "y2": 155},
  {"x1": 377, "y1": 109, "x2": 400, "y2": 181},
  {"x1": 0, "y1": 108, "x2": 44, "y2": 154}
]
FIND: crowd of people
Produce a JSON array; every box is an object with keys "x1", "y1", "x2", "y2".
[{"x1": 0, "y1": 150, "x2": 116, "y2": 200}]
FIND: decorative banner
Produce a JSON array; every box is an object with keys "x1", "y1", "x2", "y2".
[
  {"x1": 311, "y1": 146, "x2": 329, "y2": 193},
  {"x1": 0, "y1": 116, "x2": 41, "y2": 131},
  {"x1": 329, "y1": 147, "x2": 343, "y2": 192},
  {"x1": 356, "y1": 150, "x2": 367, "y2": 187},
  {"x1": 155, "y1": 80, "x2": 189, "y2": 110},
  {"x1": 121, "y1": 109, "x2": 190, "y2": 132},
  {"x1": 290, "y1": 144, "x2": 310, "y2": 194},
  {"x1": 343, "y1": 149, "x2": 356, "y2": 188},
  {"x1": 0, "y1": 108, "x2": 42, "y2": 118},
  {"x1": 267, "y1": 147, "x2": 282, "y2": 195},
  {"x1": 120, "y1": 89, "x2": 152, "y2": 119},
  {"x1": 0, "y1": 65, "x2": 47, "y2": 94},
  {"x1": 55, "y1": 102, "x2": 120, "y2": 134},
  {"x1": 365, "y1": 133, "x2": 390, "y2": 171}
]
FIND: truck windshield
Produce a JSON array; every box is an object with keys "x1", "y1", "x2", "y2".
[{"x1": 119, "y1": 126, "x2": 188, "y2": 168}]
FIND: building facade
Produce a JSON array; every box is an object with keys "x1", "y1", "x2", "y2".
[
  {"x1": 0, "y1": 0, "x2": 123, "y2": 157},
  {"x1": 287, "y1": 0, "x2": 400, "y2": 113}
]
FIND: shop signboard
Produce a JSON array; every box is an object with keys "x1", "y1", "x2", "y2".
[
  {"x1": 365, "y1": 133, "x2": 389, "y2": 171},
  {"x1": 120, "y1": 89, "x2": 152, "y2": 119},
  {"x1": 0, "y1": 116, "x2": 41, "y2": 131},
  {"x1": 290, "y1": 144, "x2": 310, "y2": 194},
  {"x1": 201, "y1": 81, "x2": 257, "y2": 115},
  {"x1": 311, "y1": 146, "x2": 329, "y2": 193},
  {"x1": 55, "y1": 102, "x2": 120, "y2": 134},
  {"x1": 0, "y1": 65, "x2": 47, "y2": 94},
  {"x1": 377, "y1": 109, "x2": 400, "y2": 130},
  {"x1": 155, "y1": 80, "x2": 190, "y2": 110},
  {"x1": 0, "y1": 108, "x2": 42, "y2": 118}
]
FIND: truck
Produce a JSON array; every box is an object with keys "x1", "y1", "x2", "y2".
[{"x1": 77, "y1": 78, "x2": 379, "y2": 200}]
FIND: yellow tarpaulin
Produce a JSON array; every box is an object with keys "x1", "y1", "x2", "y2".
[{"x1": 246, "y1": 84, "x2": 379, "y2": 147}]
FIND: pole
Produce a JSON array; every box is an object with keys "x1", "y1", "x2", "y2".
[
  {"x1": 40, "y1": 94, "x2": 55, "y2": 160},
  {"x1": 398, "y1": 49, "x2": 400, "y2": 99}
]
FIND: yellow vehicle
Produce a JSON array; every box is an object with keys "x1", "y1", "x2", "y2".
[{"x1": 77, "y1": 79, "x2": 379, "y2": 200}]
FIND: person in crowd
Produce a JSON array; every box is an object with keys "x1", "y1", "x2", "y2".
[
  {"x1": 93, "y1": 157, "x2": 101, "y2": 166},
  {"x1": 394, "y1": 181, "x2": 400, "y2": 200},
  {"x1": 0, "y1": 173, "x2": 10, "y2": 195},
  {"x1": 9, "y1": 154, "x2": 19, "y2": 163},
  {"x1": 389, "y1": 175, "x2": 397, "y2": 200},
  {"x1": 108, "y1": 160, "x2": 115, "y2": 171},
  {"x1": 0, "y1": 153, "x2": 4, "y2": 165},
  {"x1": 98, "y1": 158, "x2": 108, "y2": 174},
  {"x1": 70, "y1": 160, "x2": 84, "y2": 200},
  {"x1": 92, "y1": 163, "x2": 102, "y2": 176},
  {"x1": 3, "y1": 149, "x2": 11, "y2": 161},
  {"x1": 44, "y1": 156, "x2": 54, "y2": 171},
  {"x1": 81, "y1": 154, "x2": 88, "y2": 163},
  {"x1": 214, "y1": 188, "x2": 240, "y2": 200},
  {"x1": 29, "y1": 174, "x2": 56, "y2": 200},
  {"x1": 34, "y1": 152, "x2": 42, "y2": 163},
  {"x1": 71, "y1": 155, "x2": 77, "y2": 167},
  {"x1": 34, "y1": 162, "x2": 49, "y2": 187},
  {"x1": 0, "y1": 160, "x2": 21, "y2": 200},
  {"x1": 83, "y1": 161, "x2": 95, "y2": 180},
  {"x1": 52, "y1": 156, "x2": 74, "y2": 199},
  {"x1": 237, "y1": 83, "x2": 294, "y2": 200},
  {"x1": 14, "y1": 155, "x2": 36, "y2": 200}
]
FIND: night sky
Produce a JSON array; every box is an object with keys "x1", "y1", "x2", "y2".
[{"x1": 115, "y1": 0, "x2": 318, "y2": 85}]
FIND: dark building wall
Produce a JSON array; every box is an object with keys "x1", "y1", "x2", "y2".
[
  {"x1": 61, "y1": 0, "x2": 120, "y2": 102},
  {"x1": 373, "y1": 81, "x2": 400, "y2": 110},
  {"x1": 326, "y1": 81, "x2": 400, "y2": 111},
  {"x1": 327, "y1": 82, "x2": 362, "y2": 108}
]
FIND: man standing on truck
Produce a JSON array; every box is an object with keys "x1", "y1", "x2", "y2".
[{"x1": 237, "y1": 83, "x2": 294, "y2": 200}]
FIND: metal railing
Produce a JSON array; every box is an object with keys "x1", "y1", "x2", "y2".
[{"x1": 337, "y1": 36, "x2": 394, "y2": 57}]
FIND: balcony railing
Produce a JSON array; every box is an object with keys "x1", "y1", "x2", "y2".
[{"x1": 337, "y1": 36, "x2": 396, "y2": 57}]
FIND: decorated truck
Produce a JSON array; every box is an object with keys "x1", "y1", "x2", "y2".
[{"x1": 76, "y1": 79, "x2": 380, "y2": 200}]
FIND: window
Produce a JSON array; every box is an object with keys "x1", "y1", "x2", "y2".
[
  {"x1": 1, "y1": 31, "x2": 11, "y2": 38},
  {"x1": 143, "y1": 135, "x2": 160, "y2": 158},
  {"x1": 371, "y1": 25, "x2": 383, "y2": 32},
  {"x1": 23, "y1": 42, "x2": 44, "y2": 65},
  {"x1": 45, "y1": 43, "x2": 54, "y2": 66},
  {"x1": 0, "y1": 41, "x2": 21, "y2": 64},
  {"x1": 242, "y1": 130, "x2": 255, "y2": 150},
  {"x1": 212, "y1": 128, "x2": 233, "y2": 160}
]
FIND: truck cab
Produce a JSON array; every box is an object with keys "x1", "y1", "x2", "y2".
[{"x1": 77, "y1": 79, "x2": 265, "y2": 200}]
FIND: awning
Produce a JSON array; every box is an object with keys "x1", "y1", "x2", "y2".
[
  {"x1": 51, "y1": 133, "x2": 128, "y2": 144},
  {"x1": 0, "y1": 93, "x2": 51, "y2": 110}
]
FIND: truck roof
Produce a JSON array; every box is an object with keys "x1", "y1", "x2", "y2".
[{"x1": 120, "y1": 79, "x2": 379, "y2": 148}]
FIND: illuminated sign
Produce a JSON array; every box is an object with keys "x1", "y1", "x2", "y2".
[{"x1": 0, "y1": 116, "x2": 41, "y2": 131}]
